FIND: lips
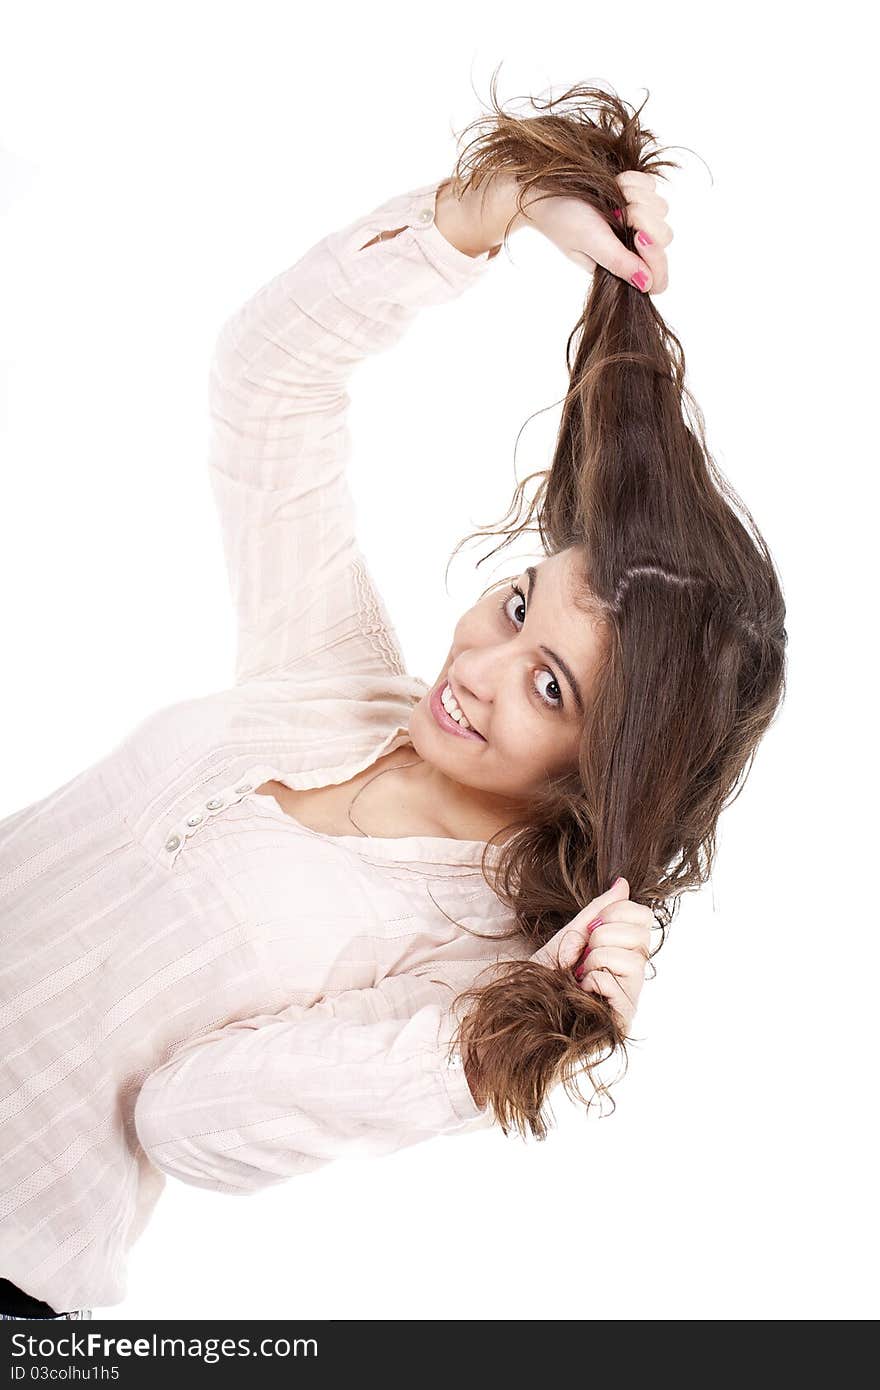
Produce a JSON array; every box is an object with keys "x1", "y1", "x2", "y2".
[{"x1": 430, "y1": 679, "x2": 486, "y2": 742}]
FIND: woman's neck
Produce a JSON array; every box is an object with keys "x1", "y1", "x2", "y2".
[{"x1": 389, "y1": 745, "x2": 525, "y2": 844}]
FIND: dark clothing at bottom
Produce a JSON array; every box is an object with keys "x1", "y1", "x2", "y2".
[{"x1": 0, "y1": 1274, "x2": 92, "y2": 1320}]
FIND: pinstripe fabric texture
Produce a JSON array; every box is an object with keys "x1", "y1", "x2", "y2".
[{"x1": 0, "y1": 179, "x2": 533, "y2": 1316}]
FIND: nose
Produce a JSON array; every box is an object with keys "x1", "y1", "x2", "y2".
[{"x1": 450, "y1": 647, "x2": 504, "y2": 718}]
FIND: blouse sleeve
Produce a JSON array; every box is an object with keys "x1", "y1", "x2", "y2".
[
  {"x1": 132, "y1": 968, "x2": 496, "y2": 1194},
  {"x1": 207, "y1": 178, "x2": 495, "y2": 687}
]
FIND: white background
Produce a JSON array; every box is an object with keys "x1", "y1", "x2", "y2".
[{"x1": 1, "y1": 0, "x2": 876, "y2": 1322}]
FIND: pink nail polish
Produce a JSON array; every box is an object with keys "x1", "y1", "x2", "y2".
[
  {"x1": 574, "y1": 964, "x2": 586, "y2": 982},
  {"x1": 586, "y1": 916, "x2": 603, "y2": 934},
  {"x1": 630, "y1": 270, "x2": 649, "y2": 291},
  {"x1": 637, "y1": 230, "x2": 653, "y2": 245},
  {"x1": 613, "y1": 207, "x2": 623, "y2": 220}
]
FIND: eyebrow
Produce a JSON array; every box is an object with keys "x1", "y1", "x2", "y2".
[{"x1": 526, "y1": 565, "x2": 585, "y2": 716}]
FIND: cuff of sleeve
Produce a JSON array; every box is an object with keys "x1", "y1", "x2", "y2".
[
  {"x1": 435, "y1": 1004, "x2": 492, "y2": 1125},
  {"x1": 402, "y1": 180, "x2": 495, "y2": 284}
]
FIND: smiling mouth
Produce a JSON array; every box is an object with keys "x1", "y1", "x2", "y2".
[{"x1": 429, "y1": 680, "x2": 486, "y2": 742}]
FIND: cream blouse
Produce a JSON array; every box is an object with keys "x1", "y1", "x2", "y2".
[{"x1": 0, "y1": 176, "x2": 535, "y2": 1314}]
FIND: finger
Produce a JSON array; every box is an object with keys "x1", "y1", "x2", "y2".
[
  {"x1": 580, "y1": 944, "x2": 648, "y2": 978},
  {"x1": 573, "y1": 921, "x2": 652, "y2": 976},
  {"x1": 619, "y1": 190, "x2": 670, "y2": 221},
  {"x1": 617, "y1": 194, "x2": 672, "y2": 295},
  {"x1": 535, "y1": 878, "x2": 632, "y2": 972},
  {"x1": 615, "y1": 171, "x2": 667, "y2": 208},
  {"x1": 622, "y1": 203, "x2": 673, "y2": 249},
  {"x1": 585, "y1": 922, "x2": 652, "y2": 955},
  {"x1": 638, "y1": 247, "x2": 668, "y2": 296},
  {"x1": 614, "y1": 175, "x2": 672, "y2": 295},
  {"x1": 570, "y1": 221, "x2": 655, "y2": 293},
  {"x1": 590, "y1": 901, "x2": 655, "y2": 931},
  {"x1": 580, "y1": 966, "x2": 636, "y2": 1028},
  {"x1": 624, "y1": 219, "x2": 670, "y2": 296},
  {"x1": 614, "y1": 175, "x2": 669, "y2": 248},
  {"x1": 580, "y1": 955, "x2": 639, "y2": 1011}
]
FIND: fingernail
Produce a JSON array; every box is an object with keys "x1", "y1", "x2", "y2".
[
  {"x1": 630, "y1": 270, "x2": 649, "y2": 291},
  {"x1": 574, "y1": 962, "x2": 587, "y2": 981},
  {"x1": 613, "y1": 207, "x2": 623, "y2": 220},
  {"x1": 637, "y1": 230, "x2": 653, "y2": 245},
  {"x1": 586, "y1": 917, "x2": 603, "y2": 934}
]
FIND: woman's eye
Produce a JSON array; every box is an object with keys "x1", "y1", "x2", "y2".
[
  {"x1": 533, "y1": 669, "x2": 563, "y2": 708},
  {"x1": 499, "y1": 583, "x2": 564, "y2": 711},
  {"x1": 508, "y1": 589, "x2": 526, "y2": 625}
]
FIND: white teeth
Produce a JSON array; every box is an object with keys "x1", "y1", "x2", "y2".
[{"x1": 441, "y1": 682, "x2": 472, "y2": 729}]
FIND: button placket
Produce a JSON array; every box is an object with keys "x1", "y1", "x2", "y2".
[{"x1": 163, "y1": 777, "x2": 259, "y2": 858}]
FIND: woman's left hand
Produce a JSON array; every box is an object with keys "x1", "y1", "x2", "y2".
[
  {"x1": 530, "y1": 876, "x2": 654, "y2": 1034},
  {"x1": 519, "y1": 170, "x2": 672, "y2": 294},
  {"x1": 481, "y1": 168, "x2": 673, "y2": 294},
  {"x1": 437, "y1": 168, "x2": 672, "y2": 293}
]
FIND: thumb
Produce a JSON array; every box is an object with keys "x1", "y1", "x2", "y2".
[
  {"x1": 522, "y1": 192, "x2": 654, "y2": 293},
  {"x1": 566, "y1": 221, "x2": 653, "y2": 292},
  {"x1": 588, "y1": 234, "x2": 653, "y2": 292}
]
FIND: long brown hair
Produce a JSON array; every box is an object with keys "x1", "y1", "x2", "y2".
[{"x1": 441, "y1": 74, "x2": 788, "y2": 1140}]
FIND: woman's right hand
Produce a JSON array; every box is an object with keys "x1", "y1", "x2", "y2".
[{"x1": 529, "y1": 875, "x2": 654, "y2": 1035}]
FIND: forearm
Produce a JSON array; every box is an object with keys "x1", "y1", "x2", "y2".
[
  {"x1": 133, "y1": 973, "x2": 493, "y2": 1191},
  {"x1": 212, "y1": 181, "x2": 493, "y2": 405}
]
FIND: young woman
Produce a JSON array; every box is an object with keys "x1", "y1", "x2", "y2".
[{"x1": 0, "y1": 82, "x2": 786, "y2": 1319}]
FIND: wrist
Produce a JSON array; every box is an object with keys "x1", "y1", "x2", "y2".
[{"x1": 434, "y1": 173, "x2": 524, "y2": 259}]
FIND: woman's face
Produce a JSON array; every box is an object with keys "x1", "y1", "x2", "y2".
[{"x1": 409, "y1": 547, "x2": 607, "y2": 811}]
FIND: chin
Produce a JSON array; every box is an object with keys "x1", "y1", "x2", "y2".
[{"x1": 405, "y1": 702, "x2": 427, "y2": 747}]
